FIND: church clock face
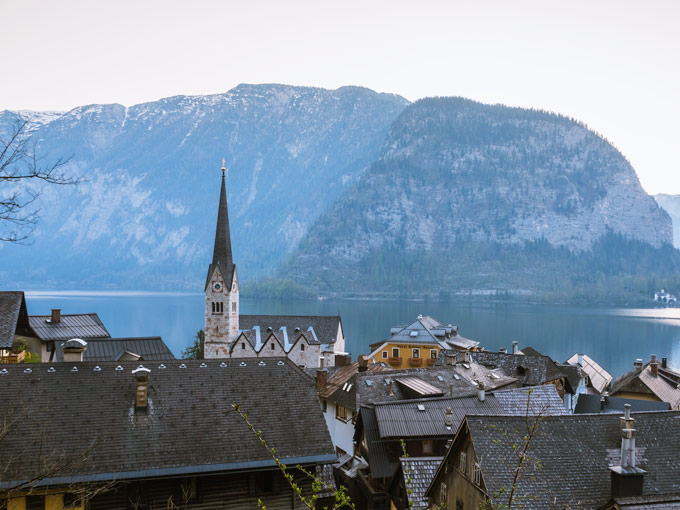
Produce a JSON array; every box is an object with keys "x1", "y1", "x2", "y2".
[{"x1": 214, "y1": 282, "x2": 222, "y2": 291}]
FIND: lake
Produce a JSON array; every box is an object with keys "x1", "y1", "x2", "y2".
[{"x1": 24, "y1": 291, "x2": 680, "y2": 378}]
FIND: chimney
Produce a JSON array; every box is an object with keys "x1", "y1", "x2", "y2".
[
  {"x1": 662, "y1": 357, "x2": 668, "y2": 369},
  {"x1": 633, "y1": 358, "x2": 643, "y2": 369},
  {"x1": 132, "y1": 366, "x2": 151, "y2": 410},
  {"x1": 511, "y1": 341, "x2": 519, "y2": 354},
  {"x1": 445, "y1": 353, "x2": 457, "y2": 366},
  {"x1": 477, "y1": 382, "x2": 485, "y2": 402},
  {"x1": 388, "y1": 379, "x2": 394, "y2": 396},
  {"x1": 358, "y1": 355, "x2": 368, "y2": 372},
  {"x1": 499, "y1": 347, "x2": 507, "y2": 354},
  {"x1": 650, "y1": 354, "x2": 658, "y2": 377},
  {"x1": 62, "y1": 338, "x2": 87, "y2": 362},
  {"x1": 577, "y1": 353, "x2": 584, "y2": 366},
  {"x1": 600, "y1": 396, "x2": 606, "y2": 412},
  {"x1": 319, "y1": 356, "x2": 325, "y2": 369},
  {"x1": 610, "y1": 404, "x2": 646, "y2": 497},
  {"x1": 315, "y1": 369, "x2": 328, "y2": 392},
  {"x1": 460, "y1": 351, "x2": 470, "y2": 363},
  {"x1": 335, "y1": 354, "x2": 351, "y2": 367},
  {"x1": 51, "y1": 308, "x2": 61, "y2": 323},
  {"x1": 444, "y1": 407, "x2": 453, "y2": 428}
]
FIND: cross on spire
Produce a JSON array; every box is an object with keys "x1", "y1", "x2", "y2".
[{"x1": 221, "y1": 158, "x2": 226, "y2": 175}]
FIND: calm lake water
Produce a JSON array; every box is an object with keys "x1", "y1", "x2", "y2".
[{"x1": 24, "y1": 291, "x2": 680, "y2": 378}]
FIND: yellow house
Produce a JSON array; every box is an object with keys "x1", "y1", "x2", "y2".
[
  {"x1": 366, "y1": 315, "x2": 479, "y2": 369},
  {"x1": 4, "y1": 491, "x2": 84, "y2": 510}
]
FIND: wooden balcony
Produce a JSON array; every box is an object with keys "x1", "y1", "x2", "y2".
[
  {"x1": 0, "y1": 351, "x2": 25, "y2": 364},
  {"x1": 408, "y1": 357, "x2": 422, "y2": 367},
  {"x1": 426, "y1": 358, "x2": 437, "y2": 367},
  {"x1": 388, "y1": 357, "x2": 402, "y2": 366}
]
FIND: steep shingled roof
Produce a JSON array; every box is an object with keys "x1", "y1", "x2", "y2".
[
  {"x1": 472, "y1": 350, "x2": 565, "y2": 386},
  {"x1": 205, "y1": 171, "x2": 235, "y2": 290},
  {"x1": 0, "y1": 291, "x2": 26, "y2": 349},
  {"x1": 400, "y1": 457, "x2": 443, "y2": 510},
  {"x1": 566, "y1": 353, "x2": 612, "y2": 393},
  {"x1": 28, "y1": 313, "x2": 110, "y2": 341},
  {"x1": 432, "y1": 412, "x2": 680, "y2": 509},
  {"x1": 611, "y1": 359, "x2": 680, "y2": 409},
  {"x1": 53, "y1": 337, "x2": 175, "y2": 362},
  {"x1": 240, "y1": 315, "x2": 343, "y2": 347},
  {"x1": 0, "y1": 358, "x2": 335, "y2": 488}
]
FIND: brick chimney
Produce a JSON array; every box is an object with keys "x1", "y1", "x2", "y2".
[
  {"x1": 445, "y1": 353, "x2": 457, "y2": 366},
  {"x1": 62, "y1": 338, "x2": 87, "y2": 362},
  {"x1": 335, "y1": 354, "x2": 351, "y2": 367},
  {"x1": 358, "y1": 355, "x2": 368, "y2": 372},
  {"x1": 51, "y1": 308, "x2": 61, "y2": 323},
  {"x1": 609, "y1": 404, "x2": 646, "y2": 497},
  {"x1": 132, "y1": 366, "x2": 151, "y2": 410},
  {"x1": 650, "y1": 354, "x2": 658, "y2": 377},
  {"x1": 315, "y1": 369, "x2": 328, "y2": 392}
]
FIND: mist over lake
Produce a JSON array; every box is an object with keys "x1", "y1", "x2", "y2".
[{"x1": 25, "y1": 291, "x2": 680, "y2": 378}]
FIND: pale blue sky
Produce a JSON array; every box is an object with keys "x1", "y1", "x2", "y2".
[{"x1": 3, "y1": 0, "x2": 679, "y2": 193}]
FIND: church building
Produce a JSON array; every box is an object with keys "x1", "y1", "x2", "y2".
[{"x1": 204, "y1": 162, "x2": 345, "y2": 367}]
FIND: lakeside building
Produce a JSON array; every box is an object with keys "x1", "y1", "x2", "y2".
[
  {"x1": 0, "y1": 358, "x2": 336, "y2": 510},
  {"x1": 0, "y1": 292, "x2": 173, "y2": 363},
  {"x1": 610, "y1": 355, "x2": 680, "y2": 409},
  {"x1": 366, "y1": 315, "x2": 479, "y2": 370},
  {"x1": 203, "y1": 163, "x2": 345, "y2": 366}
]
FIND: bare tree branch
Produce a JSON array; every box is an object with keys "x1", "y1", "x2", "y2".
[{"x1": 0, "y1": 118, "x2": 83, "y2": 243}]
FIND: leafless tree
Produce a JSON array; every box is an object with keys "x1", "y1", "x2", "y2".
[{"x1": 0, "y1": 118, "x2": 82, "y2": 243}]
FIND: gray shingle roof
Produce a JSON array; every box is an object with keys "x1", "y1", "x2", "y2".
[
  {"x1": 205, "y1": 172, "x2": 235, "y2": 291},
  {"x1": 400, "y1": 457, "x2": 443, "y2": 510},
  {"x1": 575, "y1": 394, "x2": 671, "y2": 414},
  {"x1": 53, "y1": 337, "x2": 175, "y2": 362},
  {"x1": 359, "y1": 405, "x2": 397, "y2": 478},
  {"x1": 0, "y1": 291, "x2": 25, "y2": 349},
  {"x1": 472, "y1": 350, "x2": 565, "y2": 386},
  {"x1": 567, "y1": 353, "x2": 612, "y2": 393},
  {"x1": 28, "y1": 313, "x2": 110, "y2": 341},
  {"x1": 611, "y1": 360, "x2": 680, "y2": 409},
  {"x1": 492, "y1": 385, "x2": 569, "y2": 416},
  {"x1": 0, "y1": 358, "x2": 335, "y2": 488},
  {"x1": 239, "y1": 315, "x2": 342, "y2": 347},
  {"x1": 463, "y1": 412, "x2": 680, "y2": 509}
]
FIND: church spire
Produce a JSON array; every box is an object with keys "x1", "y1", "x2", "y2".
[{"x1": 205, "y1": 161, "x2": 234, "y2": 289}]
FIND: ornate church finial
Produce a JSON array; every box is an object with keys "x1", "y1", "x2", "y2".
[{"x1": 221, "y1": 158, "x2": 226, "y2": 175}]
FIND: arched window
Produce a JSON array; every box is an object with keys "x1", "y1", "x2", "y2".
[
  {"x1": 301, "y1": 344, "x2": 305, "y2": 351},
  {"x1": 271, "y1": 343, "x2": 275, "y2": 350}
]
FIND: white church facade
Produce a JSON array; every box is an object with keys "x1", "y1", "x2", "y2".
[{"x1": 204, "y1": 162, "x2": 345, "y2": 367}]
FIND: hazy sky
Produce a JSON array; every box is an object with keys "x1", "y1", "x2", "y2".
[{"x1": 3, "y1": 0, "x2": 679, "y2": 194}]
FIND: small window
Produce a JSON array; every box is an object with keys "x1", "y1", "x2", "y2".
[
  {"x1": 423, "y1": 440, "x2": 433, "y2": 454},
  {"x1": 472, "y1": 463, "x2": 482, "y2": 486},
  {"x1": 430, "y1": 349, "x2": 438, "y2": 359},
  {"x1": 392, "y1": 347, "x2": 399, "y2": 358},
  {"x1": 336, "y1": 405, "x2": 348, "y2": 422},
  {"x1": 241, "y1": 342, "x2": 246, "y2": 349},
  {"x1": 440, "y1": 483, "x2": 447, "y2": 506},
  {"x1": 382, "y1": 351, "x2": 388, "y2": 359},
  {"x1": 301, "y1": 344, "x2": 305, "y2": 351},
  {"x1": 211, "y1": 302, "x2": 215, "y2": 313},
  {"x1": 271, "y1": 343, "x2": 275, "y2": 350},
  {"x1": 256, "y1": 471, "x2": 274, "y2": 493},
  {"x1": 26, "y1": 495, "x2": 45, "y2": 510},
  {"x1": 232, "y1": 302, "x2": 236, "y2": 313},
  {"x1": 458, "y1": 451, "x2": 467, "y2": 473},
  {"x1": 412, "y1": 348, "x2": 420, "y2": 359}
]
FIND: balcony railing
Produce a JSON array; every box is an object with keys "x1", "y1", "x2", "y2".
[
  {"x1": 388, "y1": 357, "x2": 402, "y2": 366},
  {"x1": 408, "y1": 357, "x2": 422, "y2": 367},
  {"x1": 0, "y1": 351, "x2": 26, "y2": 364}
]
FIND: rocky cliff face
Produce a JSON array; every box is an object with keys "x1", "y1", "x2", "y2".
[
  {"x1": 0, "y1": 85, "x2": 408, "y2": 289},
  {"x1": 283, "y1": 97, "x2": 672, "y2": 293},
  {"x1": 655, "y1": 194, "x2": 680, "y2": 248}
]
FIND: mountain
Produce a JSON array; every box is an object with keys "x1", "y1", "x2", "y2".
[
  {"x1": 0, "y1": 84, "x2": 409, "y2": 289},
  {"x1": 281, "y1": 97, "x2": 674, "y2": 298},
  {"x1": 654, "y1": 194, "x2": 680, "y2": 248}
]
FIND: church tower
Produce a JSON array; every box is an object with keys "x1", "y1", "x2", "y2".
[{"x1": 204, "y1": 161, "x2": 239, "y2": 358}]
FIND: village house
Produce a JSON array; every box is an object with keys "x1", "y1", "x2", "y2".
[
  {"x1": 366, "y1": 315, "x2": 479, "y2": 370},
  {"x1": 351, "y1": 385, "x2": 567, "y2": 509},
  {"x1": 610, "y1": 354, "x2": 680, "y2": 409},
  {"x1": 566, "y1": 352, "x2": 613, "y2": 394},
  {"x1": 426, "y1": 407, "x2": 680, "y2": 509},
  {"x1": 0, "y1": 292, "x2": 174, "y2": 364},
  {"x1": 0, "y1": 358, "x2": 337, "y2": 510},
  {"x1": 203, "y1": 163, "x2": 345, "y2": 366}
]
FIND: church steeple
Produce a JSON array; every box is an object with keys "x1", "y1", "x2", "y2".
[{"x1": 205, "y1": 160, "x2": 235, "y2": 290}]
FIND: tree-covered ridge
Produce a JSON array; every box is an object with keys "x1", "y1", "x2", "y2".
[{"x1": 281, "y1": 98, "x2": 674, "y2": 301}]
